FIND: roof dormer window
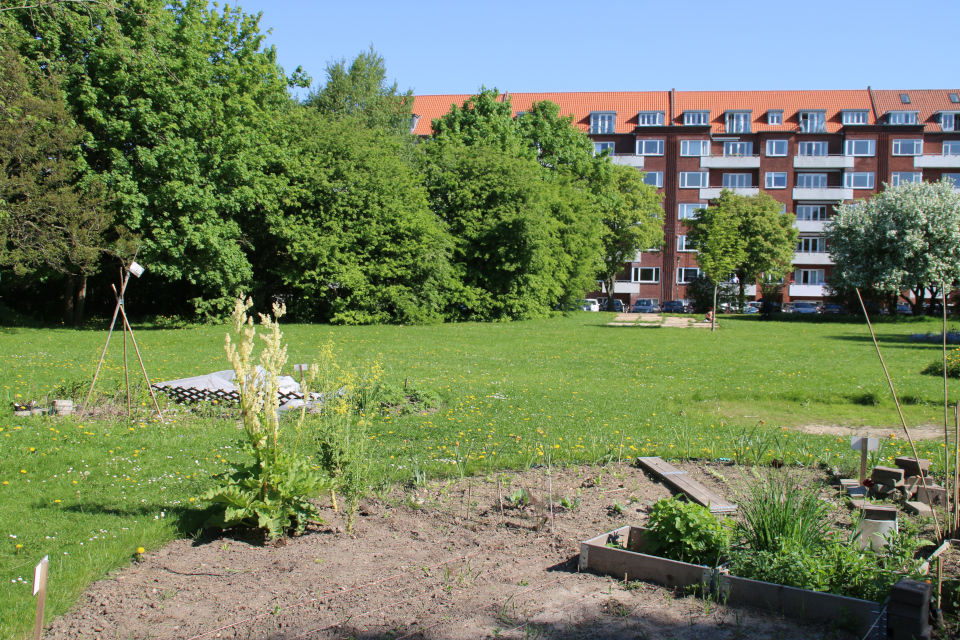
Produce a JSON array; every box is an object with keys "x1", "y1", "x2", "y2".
[
  {"x1": 767, "y1": 110, "x2": 783, "y2": 125},
  {"x1": 842, "y1": 110, "x2": 869, "y2": 125},
  {"x1": 637, "y1": 111, "x2": 665, "y2": 126},
  {"x1": 725, "y1": 111, "x2": 752, "y2": 133},
  {"x1": 798, "y1": 111, "x2": 827, "y2": 133},
  {"x1": 683, "y1": 111, "x2": 710, "y2": 126},
  {"x1": 887, "y1": 111, "x2": 919, "y2": 125},
  {"x1": 590, "y1": 112, "x2": 616, "y2": 134}
]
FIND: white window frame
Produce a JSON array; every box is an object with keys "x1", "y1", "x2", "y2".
[
  {"x1": 940, "y1": 113, "x2": 958, "y2": 132},
  {"x1": 844, "y1": 172, "x2": 875, "y2": 189},
  {"x1": 891, "y1": 172, "x2": 922, "y2": 186},
  {"x1": 887, "y1": 111, "x2": 919, "y2": 125},
  {"x1": 678, "y1": 203, "x2": 705, "y2": 219},
  {"x1": 642, "y1": 171, "x2": 664, "y2": 188},
  {"x1": 799, "y1": 111, "x2": 827, "y2": 133},
  {"x1": 722, "y1": 173, "x2": 751, "y2": 188},
  {"x1": 677, "y1": 235, "x2": 696, "y2": 252},
  {"x1": 842, "y1": 110, "x2": 869, "y2": 125},
  {"x1": 765, "y1": 172, "x2": 787, "y2": 189},
  {"x1": 680, "y1": 140, "x2": 710, "y2": 156},
  {"x1": 798, "y1": 141, "x2": 829, "y2": 156},
  {"x1": 637, "y1": 111, "x2": 664, "y2": 126},
  {"x1": 636, "y1": 139, "x2": 664, "y2": 156},
  {"x1": 892, "y1": 139, "x2": 923, "y2": 156},
  {"x1": 796, "y1": 205, "x2": 828, "y2": 221},
  {"x1": 683, "y1": 111, "x2": 710, "y2": 126},
  {"x1": 725, "y1": 111, "x2": 752, "y2": 133},
  {"x1": 590, "y1": 112, "x2": 616, "y2": 134},
  {"x1": 632, "y1": 267, "x2": 660, "y2": 283},
  {"x1": 677, "y1": 268, "x2": 700, "y2": 284},
  {"x1": 944, "y1": 141, "x2": 960, "y2": 156},
  {"x1": 796, "y1": 173, "x2": 828, "y2": 188},
  {"x1": 765, "y1": 140, "x2": 788, "y2": 156},
  {"x1": 943, "y1": 174, "x2": 960, "y2": 190},
  {"x1": 795, "y1": 269, "x2": 825, "y2": 285},
  {"x1": 797, "y1": 237, "x2": 826, "y2": 253},
  {"x1": 679, "y1": 171, "x2": 709, "y2": 188},
  {"x1": 767, "y1": 111, "x2": 783, "y2": 125},
  {"x1": 594, "y1": 141, "x2": 615, "y2": 156},
  {"x1": 723, "y1": 141, "x2": 753, "y2": 157},
  {"x1": 844, "y1": 139, "x2": 876, "y2": 156}
]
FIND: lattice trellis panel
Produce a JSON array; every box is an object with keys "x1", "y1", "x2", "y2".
[{"x1": 152, "y1": 385, "x2": 303, "y2": 405}]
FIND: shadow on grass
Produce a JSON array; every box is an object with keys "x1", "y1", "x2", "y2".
[{"x1": 54, "y1": 501, "x2": 220, "y2": 543}]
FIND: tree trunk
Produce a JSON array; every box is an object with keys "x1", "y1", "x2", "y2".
[
  {"x1": 909, "y1": 286, "x2": 925, "y2": 316},
  {"x1": 711, "y1": 285, "x2": 718, "y2": 332},
  {"x1": 63, "y1": 275, "x2": 75, "y2": 325},
  {"x1": 73, "y1": 274, "x2": 87, "y2": 326},
  {"x1": 605, "y1": 276, "x2": 615, "y2": 311},
  {"x1": 737, "y1": 271, "x2": 746, "y2": 312}
]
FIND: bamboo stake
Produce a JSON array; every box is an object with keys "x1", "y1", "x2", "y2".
[
  {"x1": 123, "y1": 270, "x2": 131, "y2": 420},
  {"x1": 78, "y1": 268, "x2": 132, "y2": 419},
  {"x1": 856, "y1": 289, "x2": 942, "y2": 540},
  {"x1": 954, "y1": 402, "x2": 960, "y2": 538},
  {"x1": 116, "y1": 295, "x2": 165, "y2": 422},
  {"x1": 943, "y1": 286, "x2": 951, "y2": 533}
]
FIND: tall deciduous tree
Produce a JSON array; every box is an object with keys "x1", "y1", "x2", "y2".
[
  {"x1": 828, "y1": 180, "x2": 960, "y2": 314},
  {"x1": 306, "y1": 45, "x2": 413, "y2": 135},
  {"x1": 262, "y1": 112, "x2": 453, "y2": 324},
  {"x1": 594, "y1": 165, "x2": 664, "y2": 311},
  {"x1": 685, "y1": 201, "x2": 745, "y2": 329},
  {"x1": 0, "y1": 44, "x2": 116, "y2": 325}
]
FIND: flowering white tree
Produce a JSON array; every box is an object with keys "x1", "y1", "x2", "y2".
[{"x1": 828, "y1": 180, "x2": 960, "y2": 314}]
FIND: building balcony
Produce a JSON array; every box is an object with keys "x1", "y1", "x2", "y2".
[
  {"x1": 793, "y1": 155, "x2": 854, "y2": 170},
  {"x1": 700, "y1": 187, "x2": 760, "y2": 199},
  {"x1": 611, "y1": 154, "x2": 645, "y2": 168},
  {"x1": 599, "y1": 281, "x2": 641, "y2": 294},
  {"x1": 791, "y1": 253, "x2": 833, "y2": 266},
  {"x1": 789, "y1": 284, "x2": 828, "y2": 297},
  {"x1": 792, "y1": 187, "x2": 853, "y2": 201},
  {"x1": 795, "y1": 220, "x2": 826, "y2": 233},
  {"x1": 700, "y1": 155, "x2": 761, "y2": 169},
  {"x1": 914, "y1": 155, "x2": 960, "y2": 168}
]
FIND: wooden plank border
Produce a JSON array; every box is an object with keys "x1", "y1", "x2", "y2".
[
  {"x1": 636, "y1": 457, "x2": 737, "y2": 513},
  {"x1": 579, "y1": 526, "x2": 711, "y2": 590}
]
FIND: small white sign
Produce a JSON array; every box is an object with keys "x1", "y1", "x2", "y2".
[
  {"x1": 850, "y1": 436, "x2": 879, "y2": 452},
  {"x1": 128, "y1": 262, "x2": 145, "y2": 278},
  {"x1": 33, "y1": 556, "x2": 48, "y2": 596},
  {"x1": 293, "y1": 364, "x2": 310, "y2": 372}
]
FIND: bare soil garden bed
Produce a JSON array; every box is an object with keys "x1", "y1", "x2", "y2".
[{"x1": 45, "y1": 461, "x2": 866, "y2": 640}]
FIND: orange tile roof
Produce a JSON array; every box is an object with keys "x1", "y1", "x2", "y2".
[
  {"x1": 871, "y1": 89, "x2": 960, "y2": 132},
  {"x1": 411, "y1": 89, "x2": 960, "y2": 136}
]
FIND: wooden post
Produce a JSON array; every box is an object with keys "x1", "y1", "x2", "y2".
[
  {"x1": 851, "y1": 437, "x2": 878, "y2": 485},
  {"x1": 32, "y1": 555, "x2": 48, "y2": 640}
]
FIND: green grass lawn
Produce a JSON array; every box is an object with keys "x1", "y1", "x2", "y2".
[{"x1": 1, "y1": 311, "x2": 958, "y2": 637}]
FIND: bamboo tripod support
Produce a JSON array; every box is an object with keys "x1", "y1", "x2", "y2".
[{"x1": 78, "y1": 265, "x2": 164, "y2": 423}]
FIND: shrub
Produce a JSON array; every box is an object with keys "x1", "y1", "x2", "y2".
[
  {"x1": 923, "y1": 347, "x2": 960, "y2": 378},
  {"x1": 204, "y1": 298, "x2": 332, "y2": 540},
  {"x1": 643, "y1": 496, "x2": 731, "y2": 566}
]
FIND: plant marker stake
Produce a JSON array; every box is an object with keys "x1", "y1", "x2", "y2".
[
  {"x1": 78, "y1": 267, "x2": 132, "y2": 419},
  {"x1": 954, "y1": 401, "x2": 960, "y2": 538},
  {"x1": 32, "y1": 555, "x2": 48, "y2": 640},
  {"x1": 850, "y1": 437, "x2": 878, "y2": 485},
  {"x1": 855, "y1": 288, "x2": 942, "y2": 540},
  {"x1": 115, "y1": 285, "x2": 165, "y2": 422},
  {"x1": 122, "y1": 269, "x2": 132, "y2": 419}
]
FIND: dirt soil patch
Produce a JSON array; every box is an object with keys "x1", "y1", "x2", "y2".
[
  {"x1": 45, "y1": 461, "x2": 860, "y2": 640},
  {"x1": 795, "y1": 423, "x2": 945, "y2": 440}
]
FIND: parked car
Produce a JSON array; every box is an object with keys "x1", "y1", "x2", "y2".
[
  {"x1": 781, "y1": 303, "x2": 795, "y2": 313},
  {"x1": 822, "y1": 303, "x2": 845, "y2": 315},
  {"x1": 896, "y1": 303, "x2": 913, "y2": 315},
  {"x1": 612, "y1": 299, "x2": 624, "y2": 313},
  {"x1": 582, "y1": 299, "x2": 600, "y2": 312},
  {"x1": 661, "y1": 300, "x2": 686, "y2": 313},
  {"x1": 744, "y1": 301, "x2": 761, "y2": 314},
  {"x1": 632, "y1": 299, "x2": 661, "y2": 313},
  {"x1": 792, "y1": 301, "x2": 821, "y2": 314}
]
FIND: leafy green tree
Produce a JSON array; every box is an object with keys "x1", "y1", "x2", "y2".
[
  {"x1": 0, "y1": 44, "x2": 115, "y2": 325},
  {"x1": 594, "y1": 164, "x2": 663, "y2": 311},
  {"x1": 263, "y1": 112, "x2": 453, "y2": 324},
  {"x1": 431, "y1": 87, "x2": 531, "y2": 158},
  {"x1": 6, "y1": 0, "x2": 302, "y2": 317},
  {"x1": 516, "y1": 100, "x2": 596, "y2": 177},
  {"x1": 828, "y1": 180, "x2": 960, "y2": 314},
  {"x1": 306, "y1": 45, "x2": 413, "y2": 135},
  {"x1": 686, "y1": 198, "x2": 746, "y2": 329}
]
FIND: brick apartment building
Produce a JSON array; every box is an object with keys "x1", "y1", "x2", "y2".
[{"x1": 411, "y1": 89, "x2": 960, "y2": 307}]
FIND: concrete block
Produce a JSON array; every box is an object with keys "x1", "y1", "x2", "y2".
[
  {"x1": 890, "y1": 579, "x2": 932, "y2": 607},
  {"x1": 869, "y1": 482, "x2": 895, "y2": 498},
  {"x1": 888, "y1": 597, "x2": 929, "y2": 623},
  {"x1": 904, "y1": 476, "x2": 922, "y2": 498},
  {"x1": 904, "y1": 501, "x2": 934, "y2": 517},
  {"x1": 839, "y1": 478, "x2": 859, "y2": 493},
  {"x1": 871, "y1": 465, "x2": 905, "y2": 486},
  {"x1": 888, "y1": 615, "x2": 930, "y2": 639},
  {"x1": 915, "y1": 483, "x2": 947, "y2": 506},
  {"x1": 896, "y1": 457, "x2": 930, "y2": 476}
]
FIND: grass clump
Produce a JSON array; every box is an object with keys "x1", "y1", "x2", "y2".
[{"x1": 923, "y1": 346, "x2": 960, "y2": 378}]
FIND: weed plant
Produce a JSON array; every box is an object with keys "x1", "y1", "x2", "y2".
[
  {"x1": 735, "y1": 470, "x2": 830, "y2": 553},
  {"x1": 643, "y1": 496, "x2": 731, "y2": 566}
]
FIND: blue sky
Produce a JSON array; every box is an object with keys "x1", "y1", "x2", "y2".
[{"x1": 232, "y1": 0, "x2": 954, "y2": 98}]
